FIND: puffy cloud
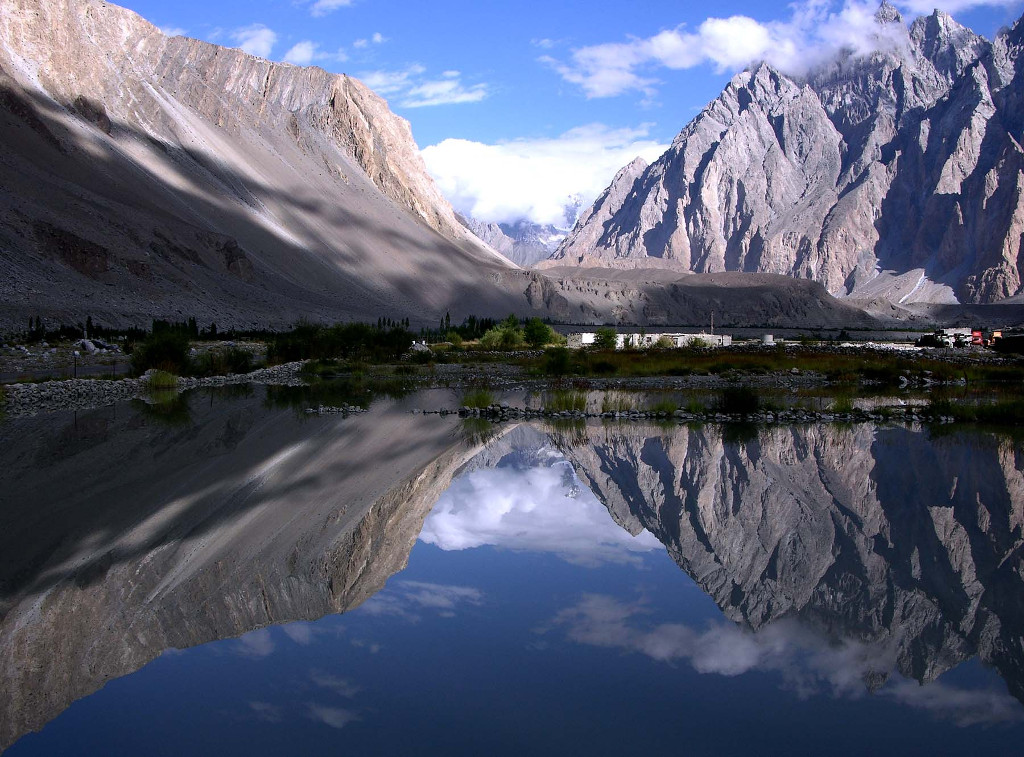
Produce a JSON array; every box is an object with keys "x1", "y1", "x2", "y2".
[
  {"x1": 248, "y1": 702, "x2": 283, "y2": 723},
  {"x1": 359, "y1": 580, "x2": 484, "y2": 621},
  {"x1": 359, "y1": 65, "x2": 489, "y2": 108},
  {"x1": 401, "y1": 76, "x2": 488, "y2": 108},
  {"x1": 548, "y1": 594, "x2": 1024, "y2": 724},
  {"x1": 231, "y1": 24, "x2": 277, "y2": 59},
  {"x1": 544, "y1": 0, "x2": 1013, "y2": 98},
  {"x1": 284, "y1": 41, "x2": 318, "y2": 65},
  {"x1": 354, "y1": 32, "x2": 386, "y2": 48},
  {"x1": 234, "y1": 628, "x2": 275, "y2": 658},
  {"x1": 160, "y1": 26, "x2": 187, "y2": 38},
  {"x1": 359, "y1": 64, "x2": 427, "y2": 95},
  {"x1": 310, "y1": 0, "x2": 354, "y2": 17},
  {"x1": 421, "y1": 124, "x2": 668, "y2": 226},
  {"x1": 307, "y1": 703, "x2": 360, "y2": 729},
  {"x1": 283, "y1": 41, "x2": 348, "y2": 66},
  {"x1": 884, "y1": 679, "x2": 1024, "y2": 727},
  {"x1": 310, "y1": 670, "x2": 362, "y2": 698},
  {"x1": 420, "y1": 461, "x2": 663, "y2": 565}
]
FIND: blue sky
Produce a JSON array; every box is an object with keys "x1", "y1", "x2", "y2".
[{"x1": 118, "y1": 0, "x2": 1024, "y2": 224}]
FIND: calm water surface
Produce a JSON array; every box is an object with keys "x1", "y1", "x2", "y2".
[{"x1": 1, "y1": 387, "x2": 1022, "y2": 755}]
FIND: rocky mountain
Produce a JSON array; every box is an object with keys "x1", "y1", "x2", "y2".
[
  {"x1": 458, "y1": 196, "x2": 583, "y2": 267},
  {"x1": 558, "y1": 423, "x2": 1024, "y2": 702},
  {"x1": 458, "y1": 215, "x2": 568, "y2": 267},
  {"x1": 0, "y1": 0, "x2": 898, "y2": 331},
  {"x1": 547, "y1": 5, "x2": 1024, "y2": 306},
  {"x1": 0, "y1": 0, "x2": 535, "y2": 331}
]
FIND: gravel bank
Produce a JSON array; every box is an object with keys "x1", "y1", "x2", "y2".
[{"x1": 1, "y1": 362, "x2": 305, "y2": 417}]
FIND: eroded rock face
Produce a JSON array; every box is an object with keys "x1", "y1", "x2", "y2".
[
  {"x1": 557, "y1": 423, "x2": 1024, "y2": 701},
  {"x1": 550, "y1": 9, "x2": 1024, "y2": 305},
  {"x1": 0, "y1": 0, "x2": 525, "y2": 330}
]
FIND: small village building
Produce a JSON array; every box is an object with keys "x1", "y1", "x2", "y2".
[{"x1": 566, "y1": 332, "x2": 731, "y2": 349}]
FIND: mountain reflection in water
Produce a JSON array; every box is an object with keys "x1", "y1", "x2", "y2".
[{"x1": 1, "y1": 390, "x2": 1022, "y2": 754}]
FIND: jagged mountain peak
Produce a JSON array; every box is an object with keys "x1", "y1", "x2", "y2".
[
  {"x1": 875, "y1": 1, "x2": 903, "y2": 26},
  {"x1": 551, "y1": 7, "x2": 1024, "y2": 305}
]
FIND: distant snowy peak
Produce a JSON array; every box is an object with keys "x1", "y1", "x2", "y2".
[{"x1": 460, "y1": 196, "x2": 584, "y2": 267}]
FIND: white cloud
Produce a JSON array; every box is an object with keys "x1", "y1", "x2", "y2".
[
  {"x1": 421, "y1": 124, "x2": 668, "y2": 226},
  {"x1": 249, "y1": 701, "x2": 283, "y2": 723},
  {"x1": 310, "y1": 670, "x2": 361, "y2": 698},
  {"x1": 884, "y1": 679, "x2": 1024, "y2": 727},
  {"x1": 234, "y1": 628, "x2": 275, "y2": 658},
  {"x1": 307, "y1": 703, "x2": 360, "y2": 729},
  {"x1": 358, "y1": 580, "x2": 483, "y2": 621},
  {"x1": 282, "y1": 622, "x2": 314, "y2": 644},
  {"x1": 359, "y1": 64, "x2": 426, "y2": 95},
  {"x1": 353, "y1": 32, "x2": 386, "y2": 49},
  {"x1": 160, "y1": 26, "x2": 187, "y2": 38},
  {"x1": 310, "y1": 0, "x2": 354, "y2": 17},
  {"x1": 359, "y1": 65, "x2": 488, "y2": 108},
  {"x1": 420, "y1": 461, "x2": 662, "y2": 565},
  {"x1": 284, "y1": 41, "x2": 318, "y2": 65},
  {"x1": 231, "y1": 24, "x2": 278, "y2": 59},
  {"x1": 547, "y1": 594, "x2": 1024, "y2": 725},
  {"x1": 401, "y1": 77, "x2": 488, "y2": 107},
  {"x1": 544, "y1": 1, "x2": 1016, "y2": 98},
  {"x1": 283, "y1": 41, "x2": 349, "y2": 66}
]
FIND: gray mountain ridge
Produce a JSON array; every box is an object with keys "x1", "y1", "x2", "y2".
[
  {"x1": 547, "y1": 5, "x2": 1024, "y2": 307},
  {"x1": 0, "y1": 0, "x2": 891, "y2": 331}
]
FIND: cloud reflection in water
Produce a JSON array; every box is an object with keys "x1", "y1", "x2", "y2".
[{"x1": 421, "y1": 461, "x2": 662, "y2": 566}]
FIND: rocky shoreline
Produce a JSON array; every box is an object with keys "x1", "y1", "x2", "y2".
[
  {"x1": 1, "y1": 363, "x2": 306, "y2": 417},
  {"x1": 412, "y1": 404, "x2": 963, "y2": 426}
]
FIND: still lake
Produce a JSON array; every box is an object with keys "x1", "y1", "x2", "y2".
[{"x1": 1, "y1": 387, "x2": 1023, "y2": 755}]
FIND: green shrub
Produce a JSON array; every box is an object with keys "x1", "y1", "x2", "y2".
[
  {"x1": 544, "y1": 347, "x2": 571, "y2": 376},
  {"x1": 445, "y1": 331, "x2": 464, "y2": 348},
  {"x1": 654, "y1": 336, "x2": 674, "y2": 349},
  {"x1": 524, "y1": 317, "x2": 555, "y2": 348},
  {"x1": 601, "y1": 392, "x2": 634, "y2": 413},
  {"x1": 831, "y1": 395, "x2": 855, "y2": 414},
  {"x1": 593, "y1": 327, "x2": 617, "y2": 349},
  {"x1": 544, "y1": 390, "x2": 586, "y2": 412},
  {"x1": 647, "y1": 398, "x2": 678, "y2": 415},
  {"x1": 146, "y1": 369, "x2": 179, "y2": 390},
  {"x1": 193, "y1": 347, "x2": 253, "y2": 376},
  {"x1": 684, "y1": 399, "x2": 707, "y2": 414},
  {"x1": 478, "y1": 325, "x2": 524, "y2": 350},
  {"x1": 130, "y1": 330, "x2": 191, "y2": 374},
  {"x1": 268, "y1": 320, "x2": 413, "y2": 364},
  {"x1": 462, "y1": 389, "x2": 495, "y2": 409}
]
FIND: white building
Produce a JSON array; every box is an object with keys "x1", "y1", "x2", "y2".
[{"x1": 566, "y1": 332, "x2": 731, "y2": 349}]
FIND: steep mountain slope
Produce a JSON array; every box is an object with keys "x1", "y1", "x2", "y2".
[
  {"x1": 548, "y1": 6, "x2": 1024, "y2": 306},
  {"x1": 0, "y1": 0, "x2": 526, "y2": 330},
  {"x1": 0, "y1": 0, "x2": 917, "y2": 331}
]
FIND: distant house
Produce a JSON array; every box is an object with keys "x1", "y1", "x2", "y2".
[{"x1": 566, "y1": 332, "x2": 732, "y2": 349}]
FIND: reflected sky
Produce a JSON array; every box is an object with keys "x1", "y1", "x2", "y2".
[
  {"x1": 5, "y1": 405, "x2": 1024, "y2": 756},
  {"x1": 421, "y1": 446, "x2": 662, "y2": 566}
]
